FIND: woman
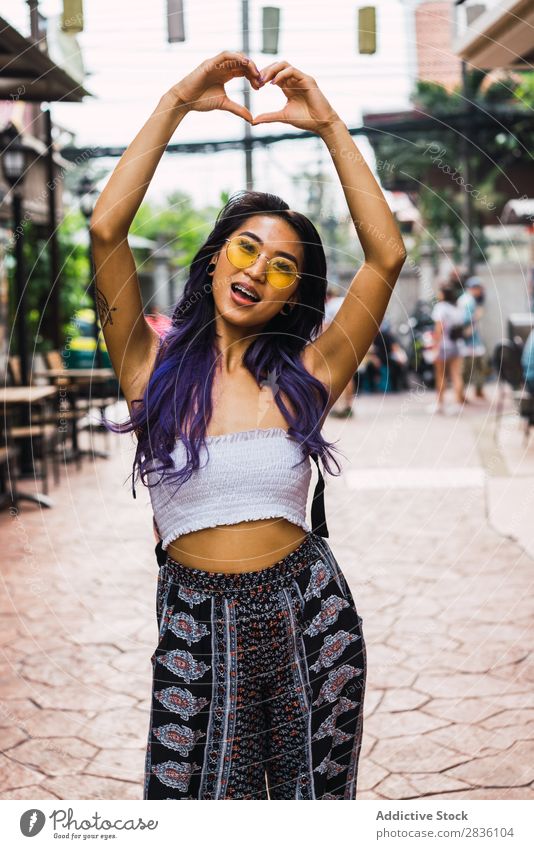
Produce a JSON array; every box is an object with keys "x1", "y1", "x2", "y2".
[
  {"x1": 91, "y1": 51, "x2": 406, "y2": 800},
  {"x1": 428, "y1": 283, "x2": 466, "y2": 415}
]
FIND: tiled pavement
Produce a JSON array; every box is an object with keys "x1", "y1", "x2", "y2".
[{"x1": 1, "y1": 386, "x2": 533, "y2": 800}]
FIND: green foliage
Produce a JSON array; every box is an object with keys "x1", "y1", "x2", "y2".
[
  {"x1": 419, "y1": 185, "x2": 463, "y2": 247},
  {"x1": 57, "y1": 211, "x2": 96, "y2": 335},
  {"x1": 413, "y1": 80, "x2": 463, "y2": 114},
  {"x1": 513, "y1": 71, "x2": 534, "y2": 108},
  {"x1": 131, "y1": 190, "x2": 209, "y2": 270},
  {"x1": 484, "y1": 74, "x2": 520, "y2": 104},
  {"x1": 6, "y1": 183, "x2": 222, "y2": 353},
  {"x1": 368, "y1": 69, "x2": 533, "y2": 263},
  {"x1": 129, "y1": 188, "x2": 242, "y2": 298},
  {"x1": 7, "y1": 212, "x2": 93, "y2": 353}
]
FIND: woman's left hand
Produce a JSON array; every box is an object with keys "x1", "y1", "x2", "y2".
[{"x1": 252, "y1": 61, "x2": 342, "y2": 136}]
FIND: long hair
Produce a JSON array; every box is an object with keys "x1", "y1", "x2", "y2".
[
  {"x1": 105, "y1": 190, "x2": 345, "y2": 498},
  {"x1": 439, "y1": 283, "x2": 457, "y2": 304}
]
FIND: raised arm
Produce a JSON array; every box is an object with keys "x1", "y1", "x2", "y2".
[
  {"x1": 89, "y1": 51, "x2": 262, "y2": 408},
  {"x1": 89, "y1": 95, "x2": 187, "y2": 406},
  {"x1": 252, "y1": 61, "x2": 407, "y2": 404},
  {"x1": 313, "y1": 121, "x2": 407, "y2": 381}
]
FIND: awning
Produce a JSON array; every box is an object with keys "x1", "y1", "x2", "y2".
[
  {"x1": 455, "y1": 0, "x2": 534, "y2": 70},
  {"x1": 0, "y1": 15, "x2": 91, "y2": 102}
]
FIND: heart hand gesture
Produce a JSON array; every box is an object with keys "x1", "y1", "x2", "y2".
[
  {"x1": 252, "y1": 61, "x2": 341, "y2": 137},
  {"x1": 169, "y1": 50, "x2": 262, "y2": 120}
]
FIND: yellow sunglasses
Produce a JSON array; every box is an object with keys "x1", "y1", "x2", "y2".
[{"x1": 224, "y1": 234, "x2": 301, "y2": 289}]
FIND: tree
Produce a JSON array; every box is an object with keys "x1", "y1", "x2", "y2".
[
  {"x1": 366, "y1": 70, "x2": 534, "y2": 267},
  {"x1": 131, "y1": 189, "x2": 228, "y2": 301},
  {"x1": 7, "y1": 188, "x2": 226, "y2": 353},
  {"x1": 7, "y1": 211, "x2": 93, "y2": 354}
]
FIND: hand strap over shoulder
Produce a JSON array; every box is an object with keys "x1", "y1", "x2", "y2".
[
  {"x1": 310, "y1": 452, "x2": 329, "y2": 538},
  {"x1": 155, "y1": 538, "x2": 167, "y2": 566}
]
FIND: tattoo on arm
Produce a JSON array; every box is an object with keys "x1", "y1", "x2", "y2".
[{"x1": 96, "y1": 286, "x2": 118, "y2": 328}]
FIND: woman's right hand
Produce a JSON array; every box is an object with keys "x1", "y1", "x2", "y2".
[{"x1": 167, "y1": 51, "x2": 262, "y2": 121}]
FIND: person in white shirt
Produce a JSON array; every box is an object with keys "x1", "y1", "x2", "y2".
[
  {"x1": 428, "y1": 283, "x2": 466, "y2": 414},
  {"x1": 456, "y1": 277, "x2": 487, "y2": 400}
]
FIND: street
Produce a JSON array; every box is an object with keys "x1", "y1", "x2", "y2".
[{"x1": 1, "y1": 386, "x2": 533, "y2": 800}]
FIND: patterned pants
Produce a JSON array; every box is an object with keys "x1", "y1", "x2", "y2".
[{"x1": 143, "y1": 532, "x2": 367, "y2": 800}]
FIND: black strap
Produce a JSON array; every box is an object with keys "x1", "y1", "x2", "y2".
[
  {"x1": 155, "y1": 538, "x2": 167, "y2": 566},
  {"x1": 310, "y1": 452, "x2": 329, "y2": 538}
]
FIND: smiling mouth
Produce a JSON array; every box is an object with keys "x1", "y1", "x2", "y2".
[{"x1": 230, "y1": 282, "x2": 261, "y2": 303}]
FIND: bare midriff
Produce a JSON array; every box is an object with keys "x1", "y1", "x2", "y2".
[
  {"x1": 137, "y1": 347, "x2": 325, "y2": 575},
  {"x1": 165, "y1": 517, "x2": 309, "y2": 573}
]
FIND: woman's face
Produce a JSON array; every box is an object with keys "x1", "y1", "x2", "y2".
[{"x1": 210, "y1": 215, "x2": 304, "y2": 326}]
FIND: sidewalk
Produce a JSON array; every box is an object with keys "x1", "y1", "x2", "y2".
[
  {"x1": 1, "y1": 388, "x2": 533, "y2": 800},
  {"x1": 327, "y1": 385, "x2": 534, "y2": 800}
]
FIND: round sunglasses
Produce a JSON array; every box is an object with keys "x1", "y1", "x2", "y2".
[{"x1": 224, "y1": 235, "x2": 301, "y2": 289}]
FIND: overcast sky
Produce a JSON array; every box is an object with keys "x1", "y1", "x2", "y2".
[{"x1": 5, "y1": 0, "x2": 414, "y2": 210}]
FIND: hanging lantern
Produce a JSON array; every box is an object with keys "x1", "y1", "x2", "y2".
[
  {"x1": 262, "y1": 7, "x2": 280, "y2": 55},
  {"x1": 357, "y1": 6, "x2": 376, "y2": 55},
  {"x1": 62, "y1": 0, "x2": 84, "y2": 34},
  {"x1": 167, "y1": 0, "x2": 186, "y2": 43}
]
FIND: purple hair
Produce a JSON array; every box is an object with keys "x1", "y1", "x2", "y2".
[{"x1": 105, "y1": 190, "x2": 345, "y2": 498}]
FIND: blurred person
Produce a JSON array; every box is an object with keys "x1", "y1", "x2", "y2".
[
  {"x1": 90, "y1": 51, "x2": 406, "y2": 800},
  {"x1": 457, "y1": 276, "x2": 487, "y2": 400},
  {"x1": 427, "y1": 283, "x2": 466, "y2": 415},
  {"x1": 323, "y1": 286, "x2": 355, "y2": 416},
  {"x1": 371, "y1": 318, "x2": 408, "y2": 392},
  {"x1": 448, "y1": 267, "x2": 468, "y2": 301},
  {"x1": 522, "y1": 328, "x2": 534, "y2": 396},
  {"x1": 359, "y1": 342, "x2": 382, "y2": 393}
]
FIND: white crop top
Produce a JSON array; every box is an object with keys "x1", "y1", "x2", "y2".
[{"x1": 146, "y1": 427, "x2": 316, "y2": 551}]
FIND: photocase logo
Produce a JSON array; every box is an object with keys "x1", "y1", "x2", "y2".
[{"x1": 20, "y1": 809, "x2": 46, "y2": 837}]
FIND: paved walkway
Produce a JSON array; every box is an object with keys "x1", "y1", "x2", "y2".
[{"x1": 1, "y1": 385, "x2": 533, "y2": 799}]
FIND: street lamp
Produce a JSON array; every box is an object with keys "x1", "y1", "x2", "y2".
[
  {"x1": 76, "y1": 175, "x2": 103, "y2": 368},
  {"x1": 79, "y1": 174, "x2": 98, "y2": 219},
  {"x1": 0, "y1": 122, "x2": 32, "y2": 386},
  {"x1": 2, "y1": 145, "x2": 27, "y2": 184}
]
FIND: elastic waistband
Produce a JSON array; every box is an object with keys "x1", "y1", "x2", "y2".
[{"x1": 161, "y1": 532, "x2": 323, "y2": 596}]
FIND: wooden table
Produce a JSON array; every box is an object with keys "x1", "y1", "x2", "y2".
[
  {"x1": 34, "y1": 368, "x2": 119, "y2": 460},
  {"x1": 1, "y1": 385, "x2": 59, "y2": 404},
  {"x1": 1, "y1": 385, "x2": 59, "y2": 508},
  {"x1": 34, "y1": 368, "x2": 115, "y2": 381}
]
